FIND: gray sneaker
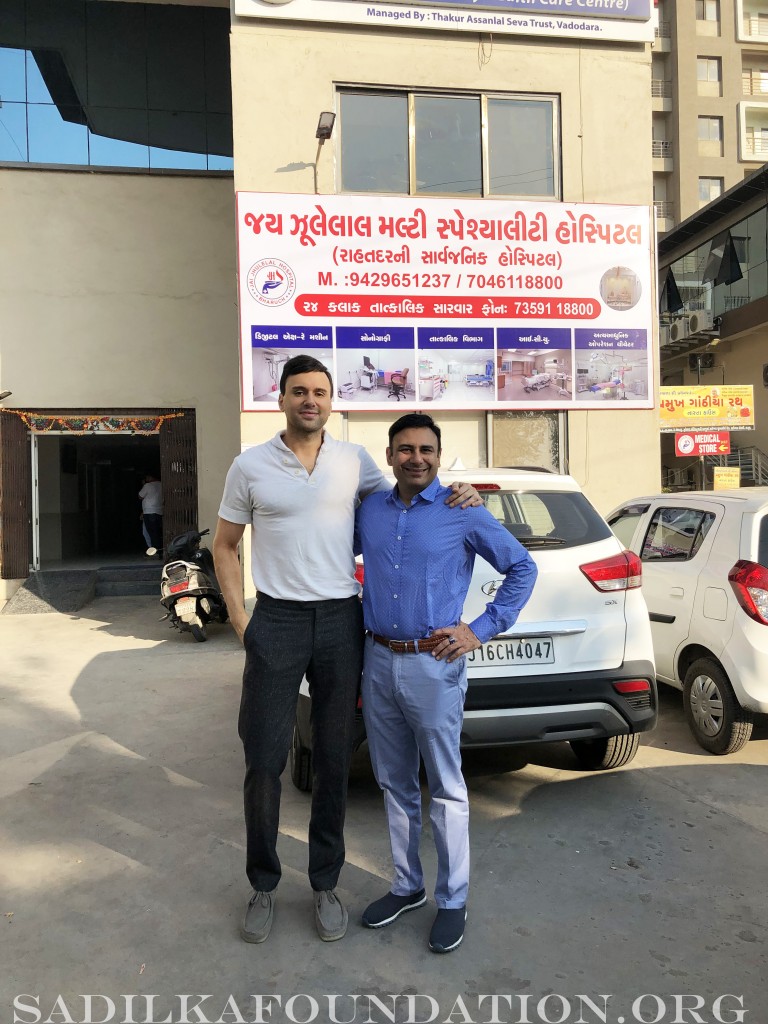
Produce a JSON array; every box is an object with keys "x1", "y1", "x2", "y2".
[
  {"x1": 314, "y1": 889, "x2": 348, "y2": 941},
  {"x1": 241, "y1": 890, "x2": 274, "y2": 943}
]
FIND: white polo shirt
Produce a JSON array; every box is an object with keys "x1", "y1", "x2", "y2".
[{"x1": 218, "y1": 431, "x2": 388, "y2": 602}]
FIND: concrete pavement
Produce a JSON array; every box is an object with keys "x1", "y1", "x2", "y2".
[{"x1": 2, "y1": 596, "x2": 767, "y2": 1024}]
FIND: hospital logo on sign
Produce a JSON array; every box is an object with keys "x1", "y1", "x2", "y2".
[{"x1": 246, "y1": 259, "x2": 297, "y2": 306}]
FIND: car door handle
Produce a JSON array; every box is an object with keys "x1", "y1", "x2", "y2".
[{"x1": 670, "y1": 587, "x2": 684, "y2": 597}]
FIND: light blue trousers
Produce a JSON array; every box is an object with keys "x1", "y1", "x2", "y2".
[{"x1": 362, "y1": 635, "x2": 469, "y2": 909}]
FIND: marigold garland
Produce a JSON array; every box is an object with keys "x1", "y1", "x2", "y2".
[{"x1": 0, "y1": 410, "x2": 184, "y2": 435}]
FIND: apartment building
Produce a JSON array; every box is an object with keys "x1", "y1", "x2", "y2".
[{"x1": 654, "y1": 0, "x2": 768, "y2": 233}]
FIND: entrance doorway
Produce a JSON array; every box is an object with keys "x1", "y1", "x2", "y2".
[
  {"x1": 1, "y1": 407, "x2": 197, "y2": 580},
  {"x1": 33, "y1": 433, "x2": 161, "y2": 568}
]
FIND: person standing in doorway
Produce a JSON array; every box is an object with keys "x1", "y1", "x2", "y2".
[
  {"x1": 355, "y1": 412, "x2": 537, "y2": 954},
  {"x1": 212, "y1": 355, "x2": 480, "y2": 947},
  {"x1": 139, "y1": 472, "x2": 163, "y2": 556}
]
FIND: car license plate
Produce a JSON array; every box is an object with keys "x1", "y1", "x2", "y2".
[
  {"x1": 175, "y1": 596, "x2": 197, "y2": 616},
  {"x1": 467, "y1": 636, "x2": 554, "y2": 666}
]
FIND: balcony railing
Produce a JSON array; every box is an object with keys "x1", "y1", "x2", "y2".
[
  {"x1": 652, "y1": 140, "x2": 672, "y2": 158},
  {"x1": 652, "y1": 79, "x2": 672, "y2": 98},
  {"x1": 654, "y1": 201, "x2": 674, "y2": 219},
  {"x1": 743, "y1": 16, "x2": 768, "y2": 38},
  {"x1": 742, "y1": 72, "x2": 768, "y2": 95},
  {"x1": 744, "y1": 135, "x2": 768, "y2": 155}
]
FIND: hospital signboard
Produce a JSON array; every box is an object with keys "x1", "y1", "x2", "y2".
[
  {"x1": 236, "y1": 192, "x2": 655, "y2": 413},
  {"x1": 234, "y1": 0, "x2": 654, "y2": 43}
]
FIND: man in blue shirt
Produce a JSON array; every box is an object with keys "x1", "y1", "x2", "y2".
[{"x1": 355, "y1": 412, "x2": 537, "y2": 954}]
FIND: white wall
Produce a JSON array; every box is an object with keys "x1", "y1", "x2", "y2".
[{"x1": 0, "y1": 168, "x2": 241, "y2": 533}]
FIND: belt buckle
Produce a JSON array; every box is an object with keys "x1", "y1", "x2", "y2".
[{"x1": 388, "y1": 639, "x2": 404, "y2": 652}]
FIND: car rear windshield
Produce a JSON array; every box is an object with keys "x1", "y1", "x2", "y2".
[{"x1": 480, "y1": 490, "x2": 613, "y2": 549}]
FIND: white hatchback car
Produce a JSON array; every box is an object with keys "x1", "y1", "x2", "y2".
[
  {"x1": 608, "y1": 488, "x2": 768, "y2": 754},
  {"x1": 290, "y1": 468, "x2": 657, "y2": 788}
]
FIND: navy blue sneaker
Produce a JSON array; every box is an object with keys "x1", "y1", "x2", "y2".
[
  {"x1": 362, "y1": 889, "x2": 427, "y2": 928},
  {"x1": 428, "y1": 907, "x2": 467, "y2": 953}
]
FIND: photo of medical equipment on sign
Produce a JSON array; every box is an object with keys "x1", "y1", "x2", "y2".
[
  {"x1": 573, "y1": 329, "x2": 649, "y2": 402},
  {"x1": 495, "y1": 327, "x2": 573, "y2": 404},
  {"x1": 334, "y1": 328, "x2": 416, "y2": 403},
  {"x1": 415, "y1": 328, "x2": 495, "y2": 405},
  {"x1": 251, "y1": 331, "x2": 333, "y2": 403}
]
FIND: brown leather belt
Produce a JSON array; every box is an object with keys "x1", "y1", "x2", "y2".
[{"x1": 369, "y1": 631, "x2": 443, "y2": 654}]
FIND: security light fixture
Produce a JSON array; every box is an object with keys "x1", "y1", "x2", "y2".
[
  {"x1": 315, "y1": 112, "x2": 336, "y2": 141},
  {"x1": 0, "y1": 390, "x2": 12, "y2": 400}
]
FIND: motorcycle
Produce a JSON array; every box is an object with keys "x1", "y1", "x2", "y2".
[{"x1": 152, "y1": 529, "x2": 228, "y2": 642}]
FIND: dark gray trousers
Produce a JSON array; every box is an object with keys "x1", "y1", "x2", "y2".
[{"x1": 238, "y1": 593, "x2": 364, "y2": 892}]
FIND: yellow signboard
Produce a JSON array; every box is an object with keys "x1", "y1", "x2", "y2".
[
  {"x1": 713, "y1": 467, "x2": 740, "y2": 490},
  {"x1": 659, "y1": 385, "x2": 755, "y2": 432}
]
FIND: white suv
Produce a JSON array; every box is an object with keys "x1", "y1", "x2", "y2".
[
  {"x1": 290, "y1": 468, "x2": 657, "y2": 788},
  {"x1": 608, "y1": 489, "x2": 768, "y2": 754}
]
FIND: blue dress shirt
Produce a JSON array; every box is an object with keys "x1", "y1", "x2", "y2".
[{"x1": 354, "y1": 477, "x2": 537, "y2": 643}]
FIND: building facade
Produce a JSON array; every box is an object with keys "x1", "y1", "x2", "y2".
[
  {"x1": 654, "y1": 0, "x2": 768, "y2": 233},
  {"x1": 659, "y1": 165, "x2": 768, "y2": 488},
  {"x1": 1, "y1": 0, "x2": 662, "y2": 596}
]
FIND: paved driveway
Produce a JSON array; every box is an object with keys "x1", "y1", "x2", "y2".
[{"x1": 2, "y1": 597, "x2": 766, "y2": 1024}]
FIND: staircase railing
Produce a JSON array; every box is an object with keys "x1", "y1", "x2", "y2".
[{"x1": 706, "y1": 445, "x2": 768, "y2": 485}]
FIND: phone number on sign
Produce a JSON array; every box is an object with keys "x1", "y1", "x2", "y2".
[
  {"x1": 295, "y1": 295, "x2": 601, "y2": 319},
  {"x1": 338, "y1": 272, "x2": 564, "y2": 290}
]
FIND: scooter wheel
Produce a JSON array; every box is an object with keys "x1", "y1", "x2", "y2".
[{"x1": 191, "y1": 624, "x2": 207, "y2": 643}]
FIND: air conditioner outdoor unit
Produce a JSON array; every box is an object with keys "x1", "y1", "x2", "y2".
[
  {"x1": 669, "y1": 317, "x2": 690, "y2": 343},
  {"x1": 689, "y1": 310, "x2": 715, "y2": 334}
]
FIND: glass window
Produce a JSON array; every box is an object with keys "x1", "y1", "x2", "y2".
[
  {"x1": 0, "y1": 0, "x2": 232, "y2": 172},
  {"x1": 0, "y1": 100, "x2": 28, "y2": 160},
  {"x1": 697, "y1": 57, "x2": 721, "y2": 82},
  {"x1": 340, "y1": 89, "x2": 559, "y2": 199},
  {"x1": 488, "y1": 98, "x2": 554, "y2": 196},
  {"x1": 492, "y1": 410, "x2": 562, "y2": 472},
  {"x1": 641, "y1": 508, "x2": 715, "y2": 562},
  {"x1": 696, "y1": 0, "x2": 719, "y2": 20},
  {"x1": 340, "y1": 92, "x2": 408, "y2": 194},
  {"x1": 87, "y1": 108, "x2": 149, "y2": 168},
  {"x1": 415, "y1": 95, "x2": 481, "y2": 196},
  {"x1": 0, "y1": 47, "x2": 26, "y2": 102},
  {"x1": 697, "y1": 116, "x2": 722, "y2": 141},
  {"x1": 27, "y1": 103, "x2": 88, "y2": 164},
  {"x1": 699, "y1": 177, "x2": 724, "y2": 203},
  {"x1": 608, "y1": 504, "x2": 650, "y2": 549}
]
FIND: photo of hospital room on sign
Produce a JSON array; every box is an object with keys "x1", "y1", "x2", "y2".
[
  {"x1": 573, "y1": 329, "x2": 649, "y2": 402},
  {"x1": 415, "y1": 328, "x2": 495, "y2": 404},
  {"x1": 334, "y1": 328, "x2": 416, "y2": 402},
  {"x1": 496, "y1": 328, "x2": 573, "y2": 403}
]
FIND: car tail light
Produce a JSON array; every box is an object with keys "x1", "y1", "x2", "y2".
[
  {"x1": 728, "y1": 560, "x2": 768, "y2": 625},
  {"x1": 169, "y1": 581, "x2": 189, "y2": 594},
  {"x1": 354, "y1": 563, "x2": 365, "y2": 586},
  {"x1": 613, "y1": 680, "x2": 651, "y2": 694},
  {"x1": 613, "y1": 679, "x2": 653, "y2": 710},
  {"x1": 580, "y1": 551, "x2": 642, "y2": 591}
]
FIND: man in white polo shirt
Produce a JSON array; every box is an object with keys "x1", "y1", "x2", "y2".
[{"x1": 213, "y1": 354, "x2": 477, "y2": 947}]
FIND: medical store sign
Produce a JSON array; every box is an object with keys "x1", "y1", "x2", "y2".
[
  {"x1": 237, "y1": 192, "x2": 655, "y2": 413},
  {"x1": 660, "y1": 386, "x2": 755, "y2": 433},
  {"x1": 234, "y1": 0, "x2": 653, "y2": 44}
]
